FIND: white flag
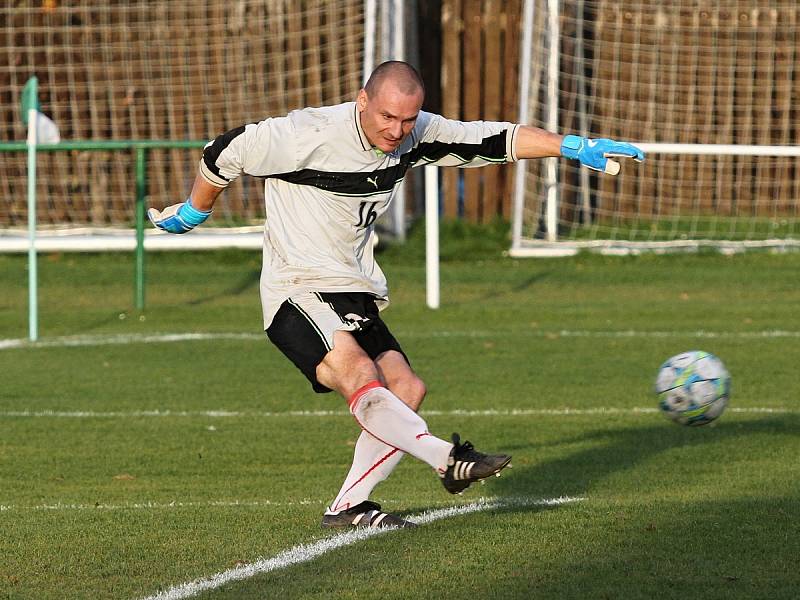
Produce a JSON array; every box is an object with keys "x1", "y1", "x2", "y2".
[{"x1": 35, "y1": 111, "x2": 60, "y2": 144}]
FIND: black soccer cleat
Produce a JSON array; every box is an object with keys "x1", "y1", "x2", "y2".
[
  {"x1": 440, "y1": 433, "x2": 512, "y2": 494},
  {"x1": 321, "y1": 501, "x2": 417, "y2": 529}
]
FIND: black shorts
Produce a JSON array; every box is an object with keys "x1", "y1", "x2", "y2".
[{"x1": 266, "y1": 292, "x2": 408, "y2": 393}]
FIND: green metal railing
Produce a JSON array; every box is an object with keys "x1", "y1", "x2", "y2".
[{"x1": 0, "y1": 139, "x2": 206, "y2": 311}]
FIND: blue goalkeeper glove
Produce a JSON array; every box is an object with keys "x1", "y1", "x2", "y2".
[
  {"x1": 560, "y1": 135, "x2": 644, "y2": 175},
  {"x1": 147, "y1": 198, "x2": 211, "y2": 234}
]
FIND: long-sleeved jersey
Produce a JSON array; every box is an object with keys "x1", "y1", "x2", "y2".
[{"x1": 199, "y1": 101, "x2": 519, "y2": 328}]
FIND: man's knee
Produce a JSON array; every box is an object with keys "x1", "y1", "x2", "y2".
[
  {"x1": 405, "y1": 376, "x2": 427, "y2": 410},
  {"x1": 375, "y1": 350, "x2": 426, "y2": 410},
  {"x1": 315, "y1": 332, "x2": 379, "y2": 397},
  {"x1": 388, "y1": 373, "x2": 426, "y2": 411}
]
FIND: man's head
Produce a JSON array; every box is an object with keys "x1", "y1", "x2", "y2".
[{"x1": 357, "y1": 61, "x2": 425, "y2": 153}]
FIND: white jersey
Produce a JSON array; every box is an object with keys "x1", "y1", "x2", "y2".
[{"x1": 198, "y1": 102, "x2": 520, "y2": 328}]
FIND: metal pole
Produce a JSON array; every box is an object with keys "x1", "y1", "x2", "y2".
[
  {"x1": 395, "y1": 0, "x2": 405, "y2": 60},
  {"x1": 392, "y1": 0, "x2": 406, "y2": 241},
  {"x1": 363, "y1": 0, "x2": 376, "y2": 83},
  {"x1": 4, "y1": 140, "x2": 792, "y2": 158},
  {"x1": 544, "y1": 0, "x2": 560, "y2": 242},
  {"x1": 511, "y1": 0, "x2": 535, "y2": 252},
  {"x1": 425, "y1": 165, "x2": 439, "y2": 309},
  {"x1": 380, "y1": 0, "x2": 391, "y2": 61},
  {"x1": 26, "y1": 106, "x2": 38, "y2": 342},
  {"x1": 135, "y1": 146, "x2": 147, "y2": 310},
  {"x1": 576, "y1": 0, "x2": 592, "y2": 226}
]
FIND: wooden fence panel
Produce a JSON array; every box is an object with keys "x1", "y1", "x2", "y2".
[
  {"x1": 616, "y1": 7, "x2": 638, "y2": 219},
  {"x1": 594, "y1": 2, "x2": 620, "y2": 219},
  {"x1": 714, "y1": 6, "x2": 736, "y2": 217},
  {"x1": 773, "y1": 5, "x2": 794, "y2": 212},
  {"x1": 636, "y1": 5, "x2": 658, "y2": 218},
  {"x1": 461, "y1": 0, "x2": 482, "y2": 223},
  {"x1": 753, "y1": 7, "x2": 775, "y2": 216},
  {"x1": 694, "y1": 4, "x2": 715, "y2": 219},
  {"x1": 439, "y1": 0, "x2": 522, "y2": 221},
  {"x1": 676, "y1": 5, "x2": 698, "y2": 216},
  {"x1": 441, "y1": 0, "x2": 462, "y2": 219},
  {"x1": 481, "y1": 0, "x2": 501, "y2": 223},
  {"x1": 286, "y1": 5, "x2": 304, "y2": 110},
  {"x1": 788, "y1": 6, "x2": 800, "y2": 215},
  {"x1": 500, "y1": 0, "x2": 521, "y2": 219},
  {"x1": 304, "y1": 3, "x2": 323, "y2": 108}
]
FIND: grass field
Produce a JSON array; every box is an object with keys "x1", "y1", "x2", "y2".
[
  {"x1": 1, "y1": 222, "x2": 799, "y2": 599},
  {"x1": 551, "y1": 215, "x2": 799, "y2": 242}
]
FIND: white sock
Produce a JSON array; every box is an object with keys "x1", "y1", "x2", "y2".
[
  {"x1": 327, "y1": 430, "x2": 404, "y2": 513},
  {"x1": 347, "y1": 381, "x2": 452, "y2": 474}
]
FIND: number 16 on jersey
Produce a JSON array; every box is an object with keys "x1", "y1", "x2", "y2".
[{"x1": 356, "y1": 201, "x2": 379, "y2": 228}]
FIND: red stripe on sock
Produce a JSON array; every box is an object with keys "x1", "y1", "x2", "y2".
[
  {"x1": 351, "y1": 412, "x2": 405, "y2": 453},
  {"x1": 331, "y1": 448, "x2": 399, "y2": 512},
  {"x1": 347, "y1": 380, "x2": 383, "y2": 411},
  {"x1": 416, "y1": 432, "x2": 431, "y2": 440}
]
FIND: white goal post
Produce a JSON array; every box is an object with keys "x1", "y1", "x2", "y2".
[{"x1": 511, "y1": 0, "x2": 800, "y2": 256}]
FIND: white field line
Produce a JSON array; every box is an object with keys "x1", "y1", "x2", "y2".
[
  {"x1": 2, "y1": 328, "x2": 800, "y2": 351},
  {"x1": 0, "y1": 406, "x2": 793, "y2": 419},
  {"x1": 0, "y1": 498, "x2": 327, "y2": 513},
  {"x1": 136, "y1": 495, "x2": 584, "y2": 600},
  {"x1": 0, "y1": 332, "x2": 264, "y2": 350}
]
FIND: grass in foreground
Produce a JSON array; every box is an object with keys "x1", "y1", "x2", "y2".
[{"x1": 1, "y1": 222, "x2": 799, "y2": 599}]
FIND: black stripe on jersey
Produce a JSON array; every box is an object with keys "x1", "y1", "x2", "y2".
[
  {"x1": 412, "y1": 130, "x2": 509, "y2": 165},
  {"x1": 268, "y1": 131, "x2": 509, "y2": 196},
  {"x1": 202, "y1": 125, "x2": 246, "y2": 183}
]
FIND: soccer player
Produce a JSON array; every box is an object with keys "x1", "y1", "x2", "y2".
[{"x1": 149, "y1": 61, "x2": 644, "y2": 529}]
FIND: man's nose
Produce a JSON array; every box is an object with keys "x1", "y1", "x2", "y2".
[{"x1": 389, "y1": 121, "x2": 403, "y2": 139}]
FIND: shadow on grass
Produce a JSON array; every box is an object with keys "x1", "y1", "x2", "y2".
[
  {"x1": 341, "y1": 416, "x2": 800, "y2": 600},
  {"x1": 493, "y1": 415, "x2": 800, "y2": 500},
  {"x1": 441, "y1": 269, "x2": 552, "y2": 308},
  {"x1": 452, "y1": 415, "x2": 800, "y2": 599},
  {"x1": 188, "y1": 268, "x2": 261, "y2": 306},
  {"x1": 464, "y1": 496, "x2": 799, "y2": 600}
]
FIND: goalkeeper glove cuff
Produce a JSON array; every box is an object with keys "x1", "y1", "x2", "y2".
[
  {"x1": 178, "y1": 198, "x2": 212, "y2": 227},
  {"x1": 147, "y1": 198, "x2": 212, "y2": 234},
  {"x1": 559, "y1": 134, "x2": 585, "y2": 161}
]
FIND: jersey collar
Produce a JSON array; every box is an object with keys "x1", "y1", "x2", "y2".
[{"x1": 353, "y1": 103, "x2": 374, "y2": 153}]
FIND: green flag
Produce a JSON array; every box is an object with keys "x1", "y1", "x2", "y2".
[{"x1": 21, "y1": 76, "x2": 40, "y2": 126}]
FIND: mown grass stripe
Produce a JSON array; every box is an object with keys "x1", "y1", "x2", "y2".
[
  {"x1": 0, "y1": 407, "x2": 792, "y2": 419},
  {"x1": 136, "y1": 495, "x2": 584, "y2": 600},
  {"x1": 2, "y1": 329, "x2": 799, "y2": 350}
]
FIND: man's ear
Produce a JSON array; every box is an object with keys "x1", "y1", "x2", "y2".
[{"x1": 356, "y1": 89, "x2": 368, "y2": 112}]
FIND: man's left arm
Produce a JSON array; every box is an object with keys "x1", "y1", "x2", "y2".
[
  {"x1": 147, "y1": 116, "x2": 297, "y2": 234},
  {"x1": 414, "y1": 115, "x2": 643, "y2": 174},
  {"x1": 515, "y1": 125, "x2": 645, "y2": 175}
]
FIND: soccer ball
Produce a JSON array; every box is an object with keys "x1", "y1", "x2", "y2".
[{"x1": 654, "y1": 351, "x2": 731, "y2": 426}]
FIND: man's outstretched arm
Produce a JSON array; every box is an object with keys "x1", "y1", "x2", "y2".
[
  {"x1": 515, "y1": 125, "x2": 645, "y2": 175},
  {"x1": 147, "y1": 175, "x2": 225, "y2": 234}
]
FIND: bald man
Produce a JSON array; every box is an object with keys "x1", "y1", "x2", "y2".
[{"x1": 149, "y1": 61, "x2": 644, "y2": 529}]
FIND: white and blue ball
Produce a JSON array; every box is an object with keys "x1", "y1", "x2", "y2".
[{"x1": 654, "y1": 351, "x2": 730, "y2": 426}]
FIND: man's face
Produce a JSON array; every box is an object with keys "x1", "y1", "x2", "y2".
[{"x1": 357, "y1": 82, "x2": 424, "y2": 153}]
